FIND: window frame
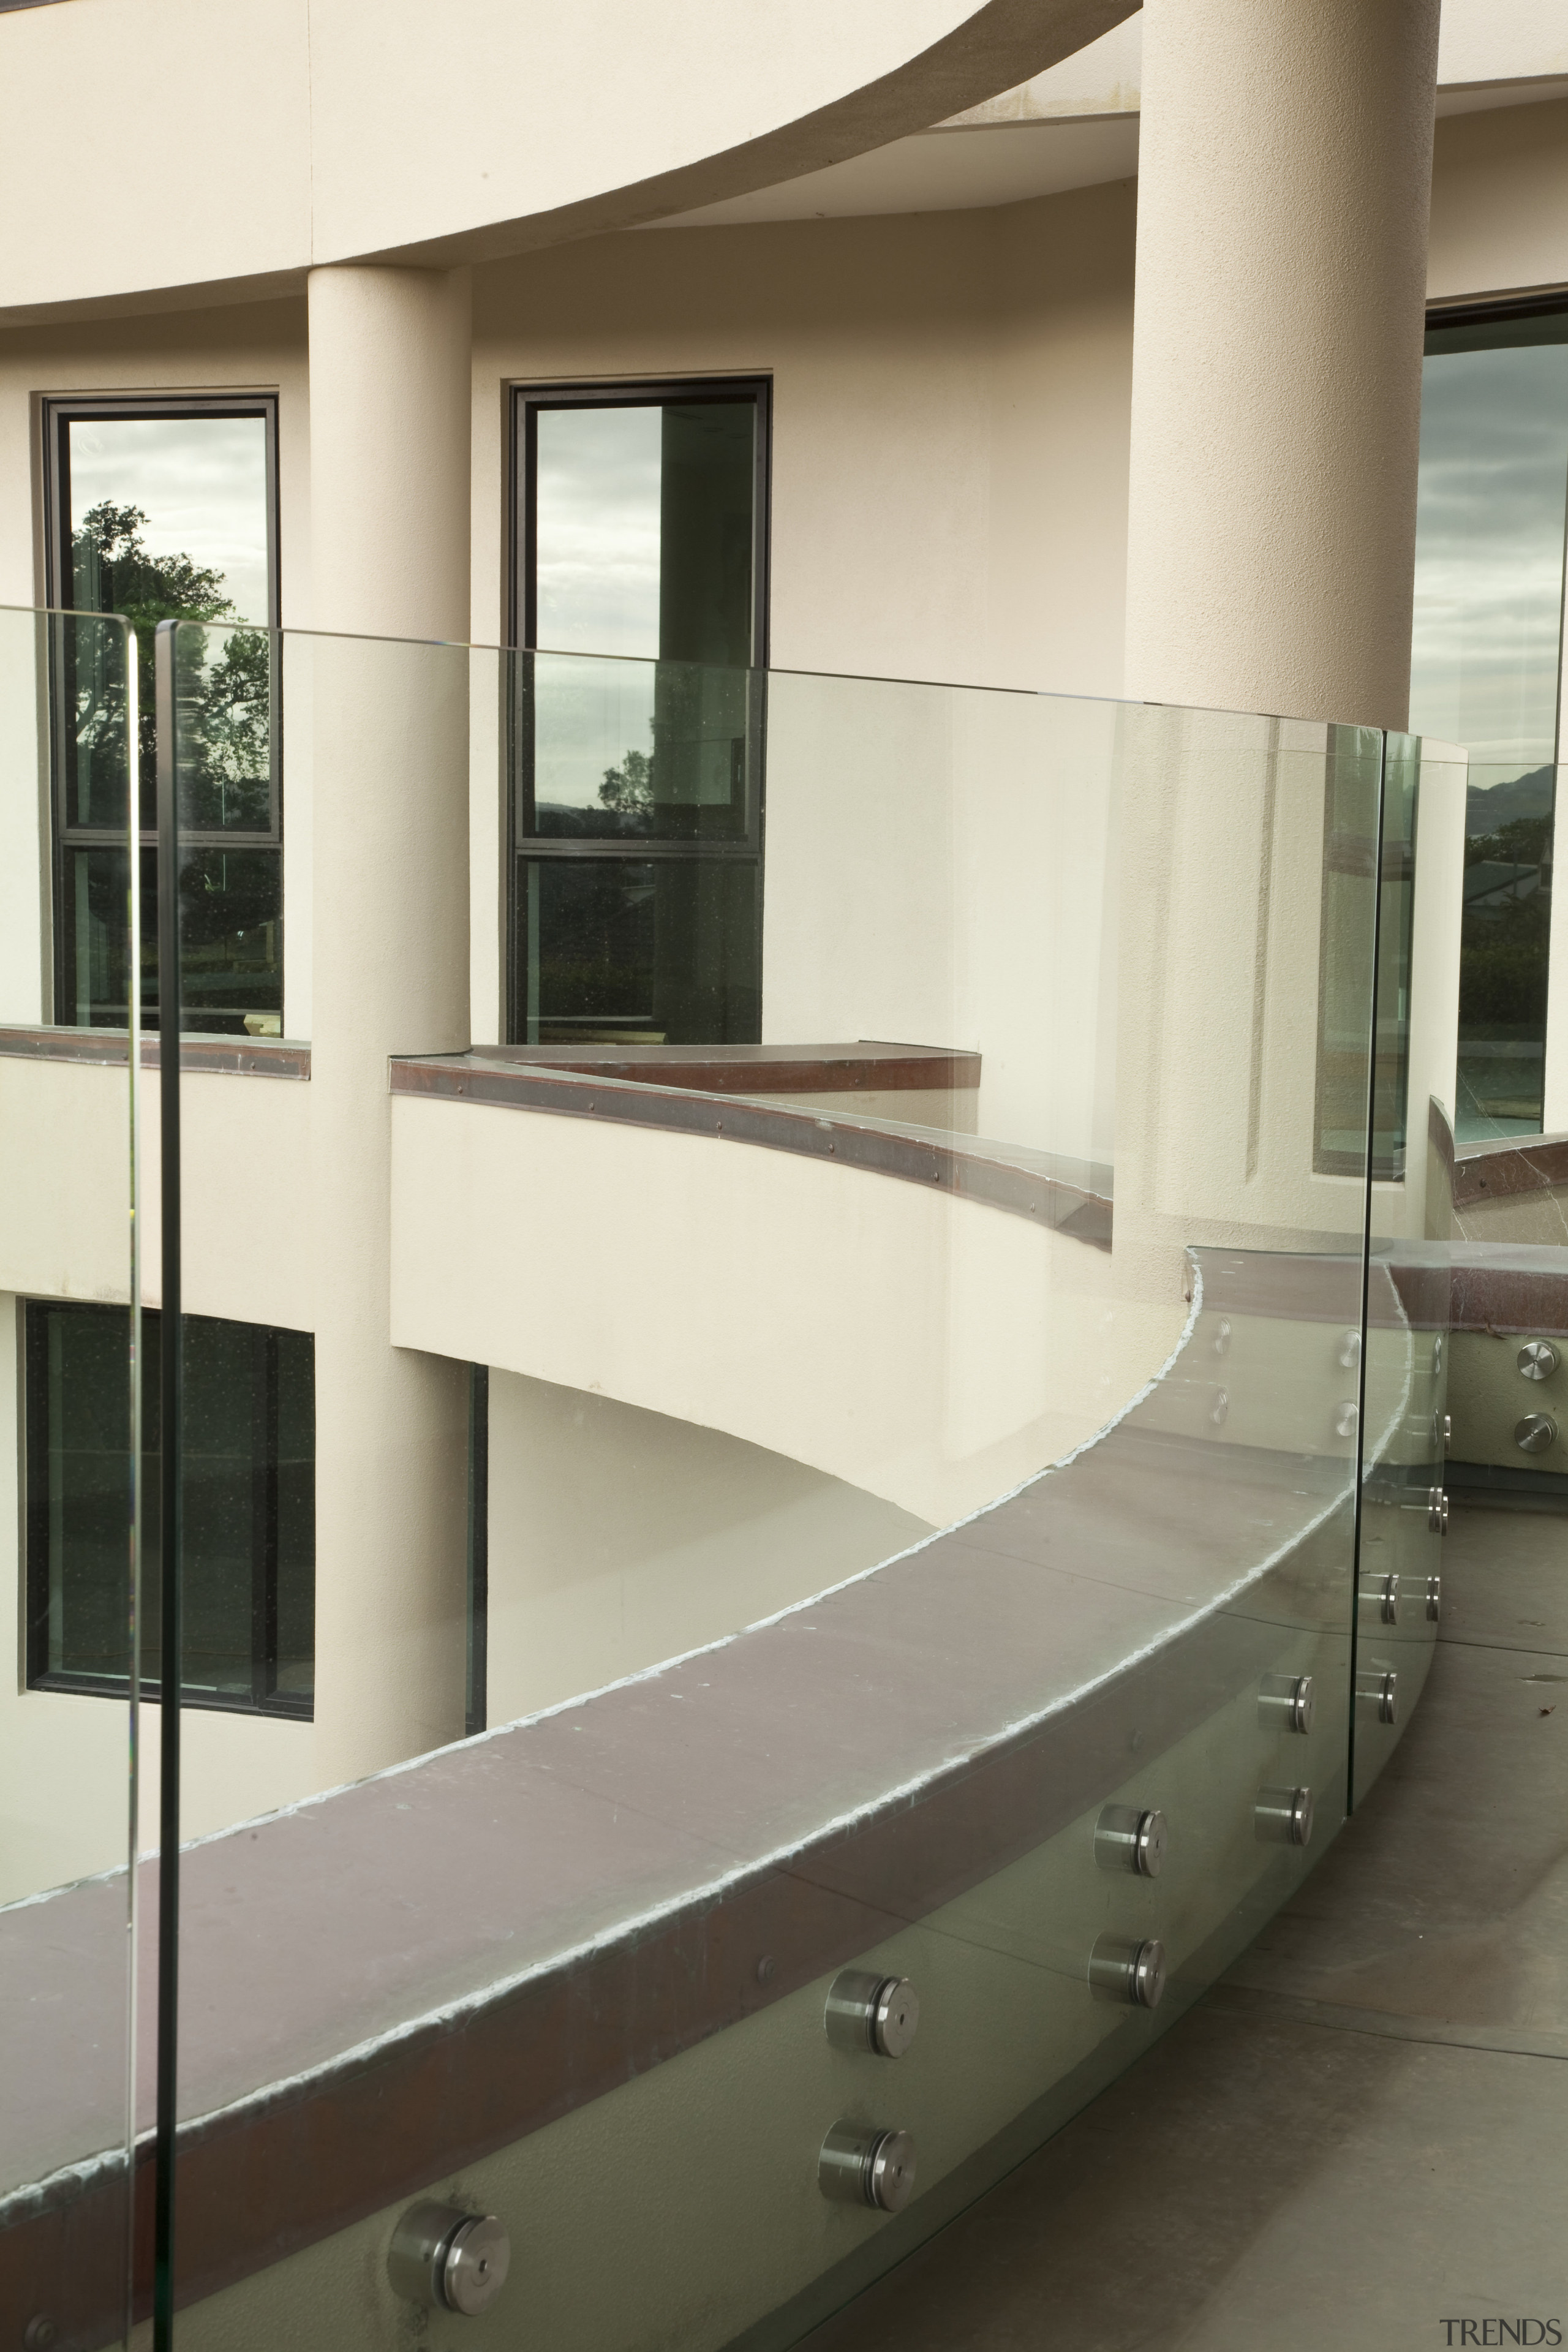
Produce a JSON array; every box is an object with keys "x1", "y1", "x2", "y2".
[
  {"x1": 40, "y1": 392, "x2": 284, "y2": 1028},
  {"x1": 503, "y1": 376, "x2": 772, "y2": 1045},
  {"x1": 21, "y1": 1296, "x2": 314, "y2": 1721}
]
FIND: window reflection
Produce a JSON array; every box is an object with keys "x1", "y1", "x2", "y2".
[
  {"x1": 48, "y1": 403, "x2": 281, "y2": 1035},
  {"x1": 514, "y1": 385, "x2": 766, "y2": 1044},
  {"x1": 1411, "y1": 317, "x2": 1568, "y2": 1139},
  {"x1": 24, "y1": 1300, "x2": 315, "y2": 1716}
]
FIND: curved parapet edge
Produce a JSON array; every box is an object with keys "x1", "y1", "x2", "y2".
[{"x1": 0, "y1": 1208, "x2": 1416, "y2": 2345}]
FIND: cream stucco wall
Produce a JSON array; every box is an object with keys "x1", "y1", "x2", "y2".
[
  {"x1": 468, "y1": 185, "x2": 1137, "y2": 688},
  {"x1": 484, "y1": 1369, "x2": 932, "y2": 1725}
]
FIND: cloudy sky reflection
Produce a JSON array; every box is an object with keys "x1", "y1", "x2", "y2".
[
  {"x1": 67, "y1": 413, "x2": 270, "y2": 624},
  {"x1": 1411, "y1": 339, "x2": 1568, "y2": 779},
  {"x1": 530, "y1": 405, "x2": 662, "y2": 805}
]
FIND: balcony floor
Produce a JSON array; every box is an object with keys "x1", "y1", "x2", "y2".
[{"x1": 799, "y1": 1502, "x2": 1568, "y2": 2352}]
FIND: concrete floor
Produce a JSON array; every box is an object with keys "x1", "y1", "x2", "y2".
[{"x1": 799, "y1": 1505, "x2": 1568, "y2": 2352}]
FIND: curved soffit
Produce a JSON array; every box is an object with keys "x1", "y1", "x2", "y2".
[{"x1": 0, "y1": 0, "x2": 1137, "y2": 325}]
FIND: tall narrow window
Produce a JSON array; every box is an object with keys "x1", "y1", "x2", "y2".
[
  {"x1": 24, "y1": 1300, "x2": 314, "y2": 1717},
  {"x1": 1411, "y1": 309, "x2": 1568, "y2": 1140},
  {"x1": 510, "y1": 380, "x2": 769, "y2": 1045},
  {"x1": 44, "y1": 397, "x2": 281, "y2": 1035}
]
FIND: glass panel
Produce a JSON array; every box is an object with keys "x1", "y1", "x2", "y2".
[
  {"x1": 0, "y1": 607, "x2": 140, "y2": 2346},
  {"x1": 148, "y1": 628, "x2": 1400, "y2": 2351},
  {"x1": 1412, "y1": 315, "x2": 1568, "y2": 1139},
  {"x1": 515, "y1": 851, "x2": 761, "y2": 1042},
  {"x1": 1359, "y1": 737, "x2": 1468, "y2": 1809}
]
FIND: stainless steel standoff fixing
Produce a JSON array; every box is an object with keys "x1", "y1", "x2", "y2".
[
  {"x1": 1255, "y1": 1785, "x2": 1315, "y2": 1846},
  {"x1": 1357, "y1": 1668, "x2": 1399, "y2": 1726},
  {"x1": 1360, "y1": 1573, "x2": 1400, "y2": 1626},
  {"x1": 818, "y1": 2122, "x2": 918, "y2": 2211},
  {"x1": 1259, "y1": 1673, "x2": 1314, "y2": 1735},
  {"x1": 1088, "y1": 1935, "x2": 1166, "y2": 2008},
  {"x1": 824, "y1": 1969, "x2": 921, "y2": 2057},
  {"x1": 1095, "y1": 1804, "x2": 1169, "y2": 1877},
  {"x1": 388, "y1": 2202, "x2": 510, "y2": 2316}
]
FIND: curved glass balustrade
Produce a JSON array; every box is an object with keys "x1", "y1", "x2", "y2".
[
  {"x1": 0, "y1": 617, "x2": 1498, "y2": 2350},
  {"x1": 0, "y1": 607, "x2": 142, "y2": 2351}
]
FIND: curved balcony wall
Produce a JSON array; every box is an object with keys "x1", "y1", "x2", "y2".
[{"x1": 0, "y1": 620, "x2": 1480, "y2": 2349}]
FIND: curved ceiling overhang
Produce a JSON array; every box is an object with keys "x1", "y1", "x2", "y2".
[{"x1": 0, "y1": 0, "x2": 1136, "y2": 326}]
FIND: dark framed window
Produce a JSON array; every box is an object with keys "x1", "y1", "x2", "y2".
[
  {"x1": 508, "y1": 378, "x2": 770, "y2": 1045},
  {"x1": 24, "y1": 1299, "x2": 314, "y2": 1717},
  {"x1": 42, "y1": 394, "x2": 282, "y2": 1036},
  {"x1": 1411, "y1": 298, "x2": 1568, "y2": 1142}
]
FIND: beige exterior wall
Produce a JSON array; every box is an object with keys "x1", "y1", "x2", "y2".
[
  {"x1": 470, "y1": 184, "x2": 1137, "y2": 693},
  {"x1": 485, "y1": 1368, "x2": 931, "y2": 1725}
]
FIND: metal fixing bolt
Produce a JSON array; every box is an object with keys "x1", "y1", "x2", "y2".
[
  {"x1": 1095, "y1": 1804, "x2": 1169, "y2": 1879},
  {"x1": 1357, "y1": 1668, "x2": 1399, "y2": 1727},
  {"x1": 824, "y1": 1970, "x2": 920, "y2": 2059},
  {"x1": 1259, "y1": 1673, "x2": 1314, "y2": 1736},
  {"x1": 388, "y1": 2203, "x2": 510, "y2": 2318},
  {"x1": 1361, "y1": 1573, "x2": 1400, "y2": 1626},
  {"x1": 1518, "y1": 1340, "x2": 1560, "y2": 1382},
  {"x1": 1088, "y1": 1935, "x2": 1166, "y2": 2010},
  {"x1": 1516, "y1": 1413, "x2": 1558, "y2": 1455},
  {"x1": 818, "y1": 2122, "x2": 918, "y2": 2212},
  {"x1": 1256, "y1": 1785, "x2": 1315, "y2": 1847}
]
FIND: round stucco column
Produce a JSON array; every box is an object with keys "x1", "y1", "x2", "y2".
[
  {"x1": 307, "y1": 263, "x2": 472, "y2": 641},
  {"x1": 306, "y1": 265, "x2": 473, "y2": 1782},
  {"x1": 1123, "y1": 0, "x2": 1440, "y2": 729}
]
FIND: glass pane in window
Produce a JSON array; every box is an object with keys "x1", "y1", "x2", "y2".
[
  {"x1": 176, "y1": 844, "x2": 283, "y2": 1035},
  {"x1": 1411, "y1": 326, "x2": 1568, "y2": 775},
  {"x1": 1412, "y1": 317, "x2": 1568, "y2": 1139},
  {"x1": 59, "y1": 843, "x2": 138, "y2": 1028},
  {"x1": 53, "y1": 603, "x2": 135, "y2": 833},
  {"x1": 27, "y1": 1302, "x2": 132, "y2": 1683},
  {"x1": 172, "y1": 616, "x2": 276, "y2": 835},
  {"x1": 535, "y1": 404, "x2": 664, "y2": 658},
  {"x1": 532, "y1": 398, "x2": 756, "y2": 666},
  {"x1": 274, "y1": 1325, "x2": 317, "y2": 1703},
  {"x1": 1456, "y1": 758, "x2": 1555, "y2": 1136},
  {"x1": 658, "y1": 401, "x2": 757, "y2": 668},
  {"x1": 63, "y1": 412, "x2": 271, "y2": 829},
  {"x1": 26, "y1": 1302, "x2": 314, "y2": 1713},
  {"x1": 516, "y1": 854, "x2": 760, "y2": 1044},
  {"x1": 522, "y1": 651, "x2": 755, "y2": 842}
]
